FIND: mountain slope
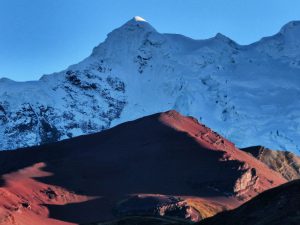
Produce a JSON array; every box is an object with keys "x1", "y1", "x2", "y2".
[
  {"x1": 199, "y1": 179, "x2": 300, "y2": 225},
  {"x1": 0, "y1": 111, "x2": 286, "y2": 224},
  {"x1": 1, "y1": 17, "x2": 300, "y2": 152}
]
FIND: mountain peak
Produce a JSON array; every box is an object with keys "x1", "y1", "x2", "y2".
[
  {"x1": 0, "y1": 77, "x2": 14, "y2": 84},
  {"x1": 213, "y1": 33, "x2": 238, "y2": 46},
  {"x1": 91, "y1": 16, "x2": 157, "y2": 57},
  {"x1": 133, "y1": 16, "x2": 147, "y2": 22},
  {"x1": 107, "y1": 16, "x2": 156, "y2": 34},
  {"x1": 214, "y1": 33, "x2": 232, "y2": 42},
  {"x1": 279, "y1": 20, "x2": 300, "y2": 36}
]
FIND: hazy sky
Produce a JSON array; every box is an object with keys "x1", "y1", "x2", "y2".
[{"x1": 0, "y1": 0, "x2": 300, "y2": 81}]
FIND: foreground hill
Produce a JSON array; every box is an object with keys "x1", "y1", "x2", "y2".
[
  {"x1": 199, "y1": 179, "x2": 300, "y2": 225},
  {"x1": 0, "y1": 111, "x2": 285, "y2": 224},
  {"x1": 1, "y1": 17, "x2": 300, "y2": 153}
]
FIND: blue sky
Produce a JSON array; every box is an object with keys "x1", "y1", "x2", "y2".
[{"x1": 0, "y1": 0, "x2": 300, "y2": 81}]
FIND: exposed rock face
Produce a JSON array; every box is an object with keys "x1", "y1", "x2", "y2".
[
  {"x1": 242, "y1": 146, "x2": 300, "y2": 181},
  {"x1": 114, "y1": 195, "x2": 226, "y2": 222},
  {"x1": 1, "y1": 18, "x2": 300, "y2": 153},
  {"x1": 0, "y1": 71, "x2": 126, "y2": 150},
  {"x1": 115, "y1": 195, "x2": 201, "y2": 222},
  {"x1": 199, "y1": 179, "x2": 300, "y2": 225},
  {"x1": 0, "y1": 111, "x2": 286, "y2": 224},
  {"x1": 233, "y1": 167, "x2": 259, "y2": 200}
]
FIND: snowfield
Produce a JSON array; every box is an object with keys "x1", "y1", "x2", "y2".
[{"x1": 0, "y1": 17, "x2": 300, "y2": 153}]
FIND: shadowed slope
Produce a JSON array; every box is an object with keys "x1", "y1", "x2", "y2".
[
  {"x1": 0, "y1": 111, "x2": 286, "y2": 224},
  {"x1": 199, "y1": 179, "x2": 300, "y2": 225},
  {"x1": 87, "y1": 216, "x2": 189, "y2": 225}
]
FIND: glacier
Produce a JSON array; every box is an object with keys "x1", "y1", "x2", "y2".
[{"x1": 0, "y1": 17, "x2": 300, "y2": 153}]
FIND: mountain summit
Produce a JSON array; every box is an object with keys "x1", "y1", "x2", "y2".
[
  {"x1": 0, "y1": 18, "x2": 300, "y2": 152},
  {"x1": 133, "y1": 15, "x2": 147, "y2": 22},
  {"x1": 279, "y1": 20, "x2": 300, "y2": 36}
]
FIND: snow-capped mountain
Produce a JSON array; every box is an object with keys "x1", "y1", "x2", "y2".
[{"x1": 1, "y1": 16, "x2": 300, "y2": 152}]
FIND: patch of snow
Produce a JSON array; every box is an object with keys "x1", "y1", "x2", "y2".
[{"x1": 134, "y1": 16, "x2": 146, "y2": 22}]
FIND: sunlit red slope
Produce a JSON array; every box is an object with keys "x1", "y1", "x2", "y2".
[{"x1": 0, "y1": 111, "x2": 286, "y2": 224}]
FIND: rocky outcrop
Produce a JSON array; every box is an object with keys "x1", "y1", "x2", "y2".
[
  {"x1": 0, "y1": 69, "x2": 127, "y2": 150},
  {"x1": 242, "y1": 146, "x2": 300, "y2": 181},
  {"x1": 233, "y1": 166, "x2": 259, "y2": 200},
  {"x1": 114, "y1": 195, "x2": 227, "y2": 222}
]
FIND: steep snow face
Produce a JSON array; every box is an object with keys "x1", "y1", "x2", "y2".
[{"x1": 0, "y1": 17, "x2": 300, "y2": 153}]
